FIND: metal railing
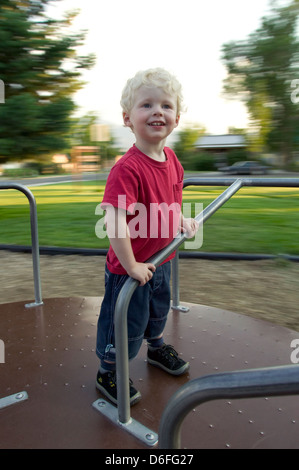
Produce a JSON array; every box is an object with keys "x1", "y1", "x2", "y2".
[
  {"x1": 0, "y1": 183, "x2": 43, "y2": 307},
  {"x1": 171, "y1": 176, "x2": 299, "y2": 311},
  {"x1": 94, "y1": 176, "x2": 299, "y2": 446},
  {"x1": 114, "y1": 178, "x2": 247, "y2": 425},
  {"x1": 158, "y1": 364, "x2": 299, "y2": 448}
]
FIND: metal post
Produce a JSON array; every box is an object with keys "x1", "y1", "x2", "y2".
[
  {"x1": 0, "y1": 183, "x2": 43, "y2": 307},
  {"x1": 171, "y1": 251, "x2": 189, "y2": 312},
  {"x1": 172, "y1": 179, "x2": 244, "y2": 312},
  {"x1": 114, "y1": 277, "x2": 139, "y2": 424}
]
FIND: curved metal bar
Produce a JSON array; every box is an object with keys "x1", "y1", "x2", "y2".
[
  {"x1": 114, "y1": 277, "x2": 139, "y2": 423},
  {"x1": 183, "y1": 176, "x2": 299, "y2": 188},
  {"x1": 158, "y1": 364, "x2": 299, "y2": 448},
  {"x1": 110, "y1": 176, "x2": 299, "y2": 430},
  {"x1": 0, "y1": 183, "x2": 43, "y2": 307},
  {"x1": 114, "y1": 179, "x2": 244, "y2": 424}
]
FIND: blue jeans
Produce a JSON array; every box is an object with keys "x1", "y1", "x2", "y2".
[{"x1": 96, "y1": 262, "x2": 171, "y2": 365}]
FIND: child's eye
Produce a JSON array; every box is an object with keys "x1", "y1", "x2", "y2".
[
  {"x1": 143, "y1": 103, "x2": 151, "y2": 108},
  {"x1": 163, "y1": 104, "x2": 171, "y2": 109}
]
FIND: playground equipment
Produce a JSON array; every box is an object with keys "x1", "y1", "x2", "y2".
[{"x1": 1, "y1": 177, "x2": 299, "y2": 449}]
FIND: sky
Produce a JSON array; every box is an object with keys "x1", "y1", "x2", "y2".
[{"x1": 47, "y1": 0, "x2": 290, "y2": 147}]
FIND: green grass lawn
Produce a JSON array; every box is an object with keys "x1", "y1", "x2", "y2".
[{"x1": 0, "y1": 180, "x2": 299, "y2": 254}]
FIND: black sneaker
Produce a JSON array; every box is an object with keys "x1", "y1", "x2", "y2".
[
  {"x1": 147, "y1": 344, "x2": 190, "y2": 376},
  {"x1": 96, "y1": 370, "x2": 141, "y2": 406}
]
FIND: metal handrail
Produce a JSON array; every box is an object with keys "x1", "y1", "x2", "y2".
[
  {"x1": 115, "y1": 178, "x2": 244, "y2": 424},
  {"x1": 114, "y1": 177, "x2": 299, "y2": 428},
  {"x1": 171, "y1": 176, "x2": 299, "y2": 310},
  {"x1": 184, "y1": 176, "x2": 299, "y2": 188},
  {"x1": 0, "y1": 183, "x2": 43, "y2": 307},
  {"x1": 158, "y1": 364, "x2": 299, "y2": 448}
]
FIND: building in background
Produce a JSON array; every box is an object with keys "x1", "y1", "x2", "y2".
[{"x1": 195, "y1": 134, "x2": 247, "y2": 168}]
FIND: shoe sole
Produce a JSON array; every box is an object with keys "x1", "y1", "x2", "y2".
[
  {"x1": 95, "y1": 380, "x2": 141, "y2": 406},
  {"x1": 147, "y1": 357, "x2": 190, "y2": 376}
]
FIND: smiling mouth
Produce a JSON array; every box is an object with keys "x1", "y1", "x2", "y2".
[{"x1": 148, "y1": 121, "x2": 165, "y2": 126}]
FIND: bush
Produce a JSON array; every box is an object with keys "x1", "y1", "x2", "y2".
[
  {"x1": 2, "y1": 162, "x2": 66, "y2": 177},
  {"x1": 181, "y1": 151, "x2": 216, "y2": 171},
  {"x1": 24, "y1": 161, "x2": 66, "y2": 175},
  {"x1": 39, "y1": 163, "x2": 66, "y2": 175},
  {"x1": 2, "y1": 168, "x2": 39, "y2": 177}
]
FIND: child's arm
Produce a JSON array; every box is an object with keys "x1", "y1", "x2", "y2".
[{"x1": 105, "y1": 205, "x2": 156, "y2": 286}]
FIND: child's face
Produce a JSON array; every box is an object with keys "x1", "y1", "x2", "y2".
[{"x1": 123, "y1": 86, "x2": 180, "y2": 146}]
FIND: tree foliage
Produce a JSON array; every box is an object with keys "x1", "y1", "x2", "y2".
[
  {"x1": 221, "y1": 0, "x2": 299, "y2": 166},
  {"x1": 173, "y1": 125, "x2": 206, "y2": 170},
  {"x1": 0, "y1": 0, "x2": 95, "y2": 162}
]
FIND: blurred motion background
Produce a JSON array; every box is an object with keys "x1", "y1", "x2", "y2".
[
  {"x1": 1, "y1": 1, "x2": 299, "y2": 329},
  {"x1": 0, "y1": 0, "x2": 298, "y2": 176}
]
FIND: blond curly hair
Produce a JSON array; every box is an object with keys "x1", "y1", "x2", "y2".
[{"x1": 120, "y1": 68, "x2": 185, "y2": 116}]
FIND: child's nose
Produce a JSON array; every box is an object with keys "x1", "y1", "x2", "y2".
[{"x1": 153, "y1": 105, "x2": 163, "y2": 115}]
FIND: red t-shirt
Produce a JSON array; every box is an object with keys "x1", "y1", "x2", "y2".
[{"x1": 101, "y1": 145, "x2": 184, "y2": 274}]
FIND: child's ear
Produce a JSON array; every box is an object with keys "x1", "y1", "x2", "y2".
[
  {"x1": 175, "y1": 114, "x2": 180, "y2": 127},
  {"x1": 123, "y1": 112, "x2": 132, "y2": 128}
]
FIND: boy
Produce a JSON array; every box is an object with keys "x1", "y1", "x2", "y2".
[{"x1": 96, "y1": 68, "x2": 198, "y2": 406}]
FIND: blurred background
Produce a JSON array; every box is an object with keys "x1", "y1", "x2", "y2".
[
  {"x1": 0, "y1": 0, "x2": 298, "y2": 176},
  {"x1": 1, "y1": 0, "x2": 299, "y2": 330}
]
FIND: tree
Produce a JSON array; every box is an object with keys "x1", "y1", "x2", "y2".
[
  {"x1": 173, "y1": 124, "x2": 206, "y2": 170},
  {"x1": 0, "y1": 0, "x2": 95, "y2": 163},
  {"x1": 221, "y1": 0, "x2": 299, "y2": 166}
]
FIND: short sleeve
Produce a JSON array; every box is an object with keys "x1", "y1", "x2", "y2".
[{"x1": 101, "y1": 163, "x2": 140, "y2": 214}]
